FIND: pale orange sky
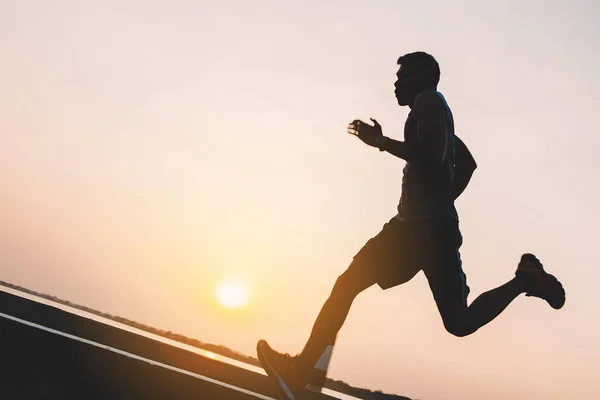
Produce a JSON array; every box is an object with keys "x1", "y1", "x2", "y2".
[{"x1": 1, "y1": 1, "x2": 599, "y2": 399}]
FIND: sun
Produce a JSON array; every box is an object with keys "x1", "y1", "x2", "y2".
[{"x1": 213, "y1": 278, "x2": 250, "y2": 310}]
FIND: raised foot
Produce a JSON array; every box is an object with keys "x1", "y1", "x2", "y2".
[{"x1": 516, "y1": 253, "x2": 565, "y2": 309}]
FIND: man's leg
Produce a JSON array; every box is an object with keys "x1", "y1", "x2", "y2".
[
  {"x1": 296, "y1": 217, "x2": 420, "y2": 382},
  {"x1": 256, "y1": 261, "x2": 377, "y2": 396},
  {"x1": 295, "y1": 261, "x2": 378, "y2": 376},
  {"x1": 441, "y1": 277, "x2": 526, "y2": 337},
  {"x1": 257, "y1": 218, "x2": 417, "y2": 398},
  {"x1": 435, "y1": 254, "x2": 566, "y2": 337}
]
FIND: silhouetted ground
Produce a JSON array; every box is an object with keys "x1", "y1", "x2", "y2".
[
  {"x1": 0, "y1": 316, "x2": 250, "y2": 399},
  {"x1": 0, "y1": 288, "x2": 340, "y2": 400},
  {"x1": 0, "y1": 281, "x2": 412, "y2": 400}
]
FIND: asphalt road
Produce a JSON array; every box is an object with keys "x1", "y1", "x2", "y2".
[{"x1": 0, "y1": 289, "x2": 339, "y2": 400}]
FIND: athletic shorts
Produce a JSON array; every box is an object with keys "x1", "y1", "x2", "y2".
[{"x1": 351, "y1": 217, "x2": 470, "y2": 308}]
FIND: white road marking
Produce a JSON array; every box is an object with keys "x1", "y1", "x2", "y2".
[{"x1": 0, "y1": 312, "x2": 275, "y2": 400}]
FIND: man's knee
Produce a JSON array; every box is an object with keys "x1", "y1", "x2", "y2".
[
  {"x1": 444, "y1": 321, "x2": 473, "y2": 337},
  {"x1": 441, "y1": 306, "x2": 476, "y2": 338}
]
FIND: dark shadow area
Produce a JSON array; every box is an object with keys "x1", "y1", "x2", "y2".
[{"x1": 0, "y1": 281, "x2": 411, "y2": 400}]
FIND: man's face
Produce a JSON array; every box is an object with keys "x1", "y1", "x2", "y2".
[{"x1": 394, "y1": 65, "x2": 414, "y2": 106}]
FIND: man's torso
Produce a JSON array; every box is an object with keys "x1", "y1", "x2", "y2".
[{"x1": 396, "y1": 91, "x2": 458, "y2": 221}]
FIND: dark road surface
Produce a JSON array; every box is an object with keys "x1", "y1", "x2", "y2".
[{"x1": 0, "y1": 288, "x2": 339, "y2": 400}]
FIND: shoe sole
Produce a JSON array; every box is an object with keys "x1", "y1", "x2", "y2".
[{"x1": 257, "y1": 340, "x2": 297, "y2": 400}]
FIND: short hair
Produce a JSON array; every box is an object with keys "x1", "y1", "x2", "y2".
[{"x1": 397, "y1": 52, "x2": 440, "y2": 88}]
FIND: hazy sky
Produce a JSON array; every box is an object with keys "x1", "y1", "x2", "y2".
[{"x1": 1, "y1": 1, "x2": 599, "y2": 399}]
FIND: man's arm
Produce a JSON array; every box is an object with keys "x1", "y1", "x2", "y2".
[
  {"x1": 453, "y1": 135, "x2": 477, "y2": 199},
  {"x1": 348, "y1": 119, "x2": 423, "y2": 162},
  {"x1": 378, "y1": 137, "x2": 420, "y2": 162}
]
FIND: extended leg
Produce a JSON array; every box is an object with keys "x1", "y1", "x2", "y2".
[
  {"x1": 296, "y1": 261, "x2": 377, "y2": 372},
  {"x1": 255, "y1": 261, "x2": 377, "y2": 399},
  {"x1": 256, "y1": 217, "x2": 424, "y2": 399}
]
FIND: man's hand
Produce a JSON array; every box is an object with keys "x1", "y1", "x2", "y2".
[{"x1": 347, "y1": 118, "x2": 383, "y2": 147}]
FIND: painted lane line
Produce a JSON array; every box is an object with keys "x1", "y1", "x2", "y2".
[{"x1": 0, "y1": 312, "x2": 275, "y2": 400}]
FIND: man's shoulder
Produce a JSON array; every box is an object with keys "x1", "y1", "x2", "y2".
[
  {"x1": 414, "y1": 90, "x2": 447, "y2": 116},
  {"x1": 415, "y1": 90, "x2": 446, "y2": 104}
]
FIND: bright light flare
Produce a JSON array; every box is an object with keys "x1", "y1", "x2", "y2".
[{"x1": 213, "y1": 279, "x2": 250, "y2": 310}]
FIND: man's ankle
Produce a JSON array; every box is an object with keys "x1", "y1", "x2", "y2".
[{"x1": 513, "y1": 275, "x2": 532, "y2": 293}]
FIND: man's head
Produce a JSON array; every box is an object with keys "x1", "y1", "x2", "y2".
[{"x1": 394, "y1": 51, "x2": 440, "y2": 106}]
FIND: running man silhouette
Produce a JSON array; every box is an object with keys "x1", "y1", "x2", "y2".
[{"x1": 257, "y1": 52, "x2": 565, "y2": 400}]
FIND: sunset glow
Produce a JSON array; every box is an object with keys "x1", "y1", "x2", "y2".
[
  {"x1": 213, "y1": 279, "x2": 250, "y2": 310},
  {"x1": 2, "y1": 1, "x2": 598, "y2": 399}
]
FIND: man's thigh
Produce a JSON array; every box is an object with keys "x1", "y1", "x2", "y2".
[
  {"x1": 350, "y1": 218, "x2": 422, "y2": 291},
  {"x1": 422, "y1": 218, "x2": 470, "y2": 317}
]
